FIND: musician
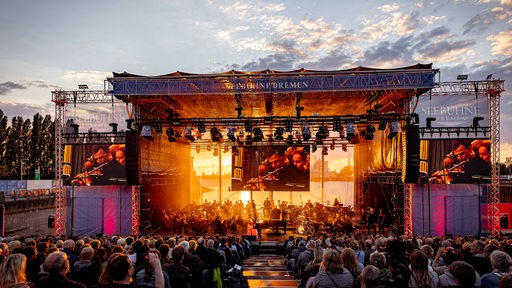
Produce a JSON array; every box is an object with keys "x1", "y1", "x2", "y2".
[
  {"x1": 83, "y1": 145, "x2": 125, "y2": 185},
  {"x1": 445, "y1": 140, "x2": 491, "y2": 183},
  {"x1": 263, "y1": 197, "x2": 272, "y2": 219},
  {"x1": 270, "y1": 206, "x2": 283, "y2": 233},
  {"x1": 247, "y1": 151, "x2": 289, "y2": 190}
]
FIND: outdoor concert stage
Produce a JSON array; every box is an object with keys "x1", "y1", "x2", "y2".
[{"x1": 49, "y1": 64, "x2": 504, "y2": 238}]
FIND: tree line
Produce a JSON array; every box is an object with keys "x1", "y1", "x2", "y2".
[{"x1": 0, "y1": 109, "x2": 55, "y2": 180}]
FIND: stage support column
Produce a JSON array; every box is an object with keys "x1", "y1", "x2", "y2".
[
  {"x1": 321, "y1": 148, "x2": 325, "y2": 204},
  {"x1": 218, "y1": 143, "x2": 222, "y2": 202}
]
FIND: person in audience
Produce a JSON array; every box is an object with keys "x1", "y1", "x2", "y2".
[
  {"x1": 439, "y1": 260, "x2": 476, "y2": 287},
  {"x1": 164, "y1": 245, "x2": 192, "y2": 288},
  {"x1": 0, "y1": 253, "x2": 31, "y2": 288},
  {"x1": 408, "y1": 250, "x2": 439, "y2": 288},
  {"x1": 134, "y1": 250, "x2": 168, "y2": 288},
  {"x1": 98, "y1": 253, "x2": 134, "y2": 287},
  {"x1": 71, "y1": 246, "x2": 101, "y2": 288},
  {"x1": 314, "y1": 248, "x2": 354, "y2": 288},
  {"x1": 481, "y1": 250, "x2": 512, "y2": 288},
  {"x1": 361, "y1": 265, "x2": 380, "y2": 288},
  {"x1": 35, "y1": 251, "x2": 86, "y2": 288},
  {"x1": 340, "y1": 248, "x2": 363, "y2": 280},
  {"x1": 301, "y1": 245, "x2": 323, "y2": 288}
]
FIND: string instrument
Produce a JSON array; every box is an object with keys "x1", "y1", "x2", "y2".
[
  {"x1": 429, "y1": 160, "x2": 468, "y2": 184},
  {"x1": 244, "y1": 166, "x2": 285, "y2": 190},
  {"x1": 71, "y1": 162, "x2": 107, "y2": 186}
]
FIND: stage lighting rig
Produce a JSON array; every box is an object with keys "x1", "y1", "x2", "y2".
[
  {"x1": 333, "y1": 117, "x2": 341, "y2": 132},
  {"x1": 71, "y1": 123, "x2": 80, "y2": 135},
  {"x1": 361, "y1": 125, "x2": 375, "y2": 140},
  {"x1": 378, "y1": 118, "x2": 387, "y2": 130},
  {"x1": 166, "y1": 127, "x2": 177, "y2": 142},
  {"x1": 285, "y1": 120, "x2": 293, "y2": 132},
  {"x1": 197, "y1": 122, "x2": 206, "y2": 133},
  {"x1": 472, "y1": 116, "x2": 484, "y2": 128},
  {"x1": 210, "y1": 127, "x2": 222, "y2": 142},
  {"x1": 302, "y1": 123, "x2": 311, "y2": 141},
  {"x1": 109, "y1": 123, "x2": 118, "y2": 133},
  {"x1": 141, "y1": 125, "x2": 153, "y2": 138},
  {"x1": 274, "y1": 127, "x2": 285, "y2": 141},
  {"x1": 244, "y1": 120, "x2": 252, "y2": 133},
  {"x1": 286, "y1": 134, "x2": 294, "y2": 145},
  {"x1": 426, "y1": 117, "x2": 436, "y2": 129},
  {"x1": 322, "y1": 146, "x2": 328, "y2": 155}
]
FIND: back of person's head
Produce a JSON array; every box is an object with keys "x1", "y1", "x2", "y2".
[
  {"x1": 103, "y1": 253, "x2": 131, "y2": 283},
  {"x1": 22, "y1": 245, "x2": 37, "y2": 260},
  {"x1": 0, "y1": 253, "x2": 27, "y2": 287},
  {"x1": 63, "y1": 239, "x2": 75, "y2": 250},
  {"x1": 197, "y1": 237, "x2": 205, "y2": 246},
  {"x1": 448, "y1": 261, "x2": 476, "y2": 288},
  {"x1": 36, "y1": 241, "x2": 49, "y2": 254},
  {"x1": 351, "y1": 240, "x2": 360, "y2": 250},
  {"x1": 80, "y1": 246, "x2": 94, "y2": 261},
  {"x1": 420, "y1": 244, "x2": 434, "y2": 259},
  {"x1": 306, "y1": 239, "x2": 316, "y2": 250},
  {"x1": 320, "y1": 248, "x2": 343, "y2": 273},
  {"x1": 172, "y1": 245, "x2": 185, "y2": 263},
  {"x1": 444, "y1": 247, "x2": 464, "y2": 266},
  {"x1": 490, "y1": 250, "x2": 512, "y2": 273},
  {"x1": 44, "y1": 251, "x2": 68, "y2": 275},
  {"x1": 485, "y1": 243, "x2": 500, "y2": 257},
  {"x1": 158, "y1": 244, "x2": 170, "y2": 259},
  {"x1": 410, "y1": 250, "x2": 429, "y2": 272},
  {"x1": 361, "y1": 265, "x2": 380, "y2": 288},
  {"x1": 206, "y1": 239, "x2": 215, "y2": 249},
  {"x1": 500, "y1": 272, "x2": 512, "y2": 288},
  {"x1": 179, "y1": 240, "x2": 190, "y2": 253},
  {"x1": 369, "y1": 251, "x2": 386, "y2": 269}
]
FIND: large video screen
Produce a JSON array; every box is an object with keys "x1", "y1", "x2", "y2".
[
  {"x1": 424, "y1": 139, "x2": 491, "y2": 184},
  {"x1": 63, "y1": 144, "x2": 126, "y2": 186},
  {"x1": 231, "y1": 145, "x2": 310, "y2": 191}
]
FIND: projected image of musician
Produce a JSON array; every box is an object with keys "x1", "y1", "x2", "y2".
[
  {"x1": 431, "y1": 139, "x2": 491, "y2": 184},
  {"x1": 72, "y1": 144, "x2": 126, "y2": 185},
  {"x1": 246, "y1": 146, "x2": 310, "y2": 191}
]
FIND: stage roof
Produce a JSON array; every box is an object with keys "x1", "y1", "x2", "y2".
[{"x1": 108, "y1": 63, "x2": 438, "y2": 122}]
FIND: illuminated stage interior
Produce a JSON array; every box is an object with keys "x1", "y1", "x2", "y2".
[{"x1": 52, "y1": 64, "x2": 505, "y2": 237}]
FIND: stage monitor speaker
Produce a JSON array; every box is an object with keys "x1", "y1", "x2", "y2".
[
  {"x1": 403, "y1": 124, "x2": 420, "y2": 183},
  {"x1": 125, "y1": 131, "x2": 141, "y2": 185},
  {"x1": 47, "y1": 214, "x2": 55, "y2": 229}
]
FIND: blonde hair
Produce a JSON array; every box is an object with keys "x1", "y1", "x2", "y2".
[
  {"x1": 0, "y1": 254, "x2": 27, "y2": 288},
  {"x1": 320, "y1": 248, "x2": 343, "y2": 273},
  {"x1": 341, "y1": 248, "x2": 360, "y2": 278}
]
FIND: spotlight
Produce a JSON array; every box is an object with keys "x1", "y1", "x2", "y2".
[
  {"x1": 109, "y1": 123, "x2": 118, "y2": 133},
  {"x1": 286, "y1": 134, "x2": 294, "y2": 145},
  {"x1": 342, "y1": 143, "x2": 348, "y2": 152},
  {"x1": 71, "y1": 123, "x2": 79, "y2": 135},
  {"x1": 316, "y1": 125, "x2": 329, "y2": 140},
  {"x1": 154, "y1": 122, "x2": 162, "y2": 134},
  {"x1": 210, "y1": 127, "x2": 222, "y2": 142},
  {"x1": 426, "y1": 117, "x2": 436, "y2": 129},
  {"x1": 223, "y1": 145, "x2": 230, "y2": 153},
  {"x1": 472, "y1": 116, "x2": 484, "y2": 128},
  {"x1": 140, "y1": 125, "x2": 153, "y2": 138},
  {"x1": 213, "y1": 147, "x2": 219, "y2": 156},
  {"x1": 330, "y1": 139, "x2": 335, "y2": 150},
  {"x1": 388, "y1": 120, "x2": 400, "y2": 139},
  {"x1": 312, "y1": 144, "x2": 317, "y2": 153},
  {"x1": 322, "y1": 146, "x2": 328, "y2": 155},
  {"x1": 252, "y1": 127, "x2": 263, "y2": 142},
  {"x1": 126, "y1": 119, "x2": 135, "y2": 131},
  {"x1": 195, "y1": 145, "x2": 201, "y2": 153},
  {"x1": 274, "y1": 127, "x2": 285, "y2": 141},
  {"x1": 227, "y1": 127, "x2": 237, "y2": 142},
  {"x1": 302, "y1": 123, "x2": 311, "y2": 141},
  {"x1": 184, "y1": 126, "x2": 195, "y2": 142},
  {"x1": 363, "y1": 125, "x2": 375, "y2": 140},
  {"x1": 346, "y1": 122, "x2": 356, "y2": 141},
  {"x1": 166, "y1": 127, "x2": 176, "y2": 142},
  {"x1": 207, "y1": 143, "x2": 212, "y2": 151}
]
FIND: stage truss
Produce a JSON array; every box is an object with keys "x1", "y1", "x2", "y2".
[{"x1": 52, "y1": 77, "x2": 504, "y2": 237}]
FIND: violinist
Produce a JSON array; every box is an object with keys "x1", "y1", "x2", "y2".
[
  {"x1": 245, "y1": 152, "x2": 289, "y2": 190},
  {"x1": 73, "y1": 145, "x2": 126, "y2": 185}
]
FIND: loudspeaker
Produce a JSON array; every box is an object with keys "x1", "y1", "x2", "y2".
[
  {"x1": 48, "y1": 214, "x2": 55, "y2": 229},
  {"x1": 125, "y1": 131, "x2": 141, "y2": 185},
  {"x1": 0, "y1": 204, "x2": 4, "y2": 236},
  {"x1": 403, "y1": 125, "x2": 420, "y2": 183}
]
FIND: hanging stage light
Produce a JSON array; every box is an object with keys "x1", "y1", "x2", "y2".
[
  {"x1": 426, "y1": 117, "x2": 436, "y2": 129},
  {"x1": 316, "y1": 125, "x2": 329, "y2": 140},
  {"x1": 109, "y1": 123, "x2": 118, "y2": 133},
  {"x1": 197, "y1": 122, "x2": 206, "y2": 133},
  {"x1": 71, "y1": 123, "x2": 80, "y2": 135},
  {"x1": 184, "y1": 126, "x2": 195, "y2": 142},
  {"x1": 362, "y1": 125, "x2": 375, "y2": 140},
  {"x1": 330, "y1": 139, "x2": 335, "y2": 150},
  {"x1": 141, "y1": 125, "x2": 153, "y2": 138},
  {"x1": 378, "y1": 118, "x2": 387, "y2": 131},
  {"x1": 302, "y1": 123, "x2": 311, "y2": 141},
  {"x1": 227, "y1": 127, "x2": 237, "y2": 142},
  {"x1": 345, "y1": 122, "x2": 356, "y2": 141},
  {"x1": 342, "y1": 143, "x2": 348, "y2": 152},
  {"x1": 252, "y1": 127, "x2": 264, "y2": 142},
  {"x1": 285, "y1": 120, "x2": 293, "y2": 132},
  {"x1": 388, "y1": 120, "x2": 401, "y2": 139},
  {"x1": 244, "y1": 120, "x2": 253, "y2": 133},
  {"x1": 210, "y1": 127, "x2": 222, "y2": 142},
  {"x1": 166, "y1": 127, "x2": 177, "y2": 142},
  {"x1": 274, "y1": 127, "x2": 285, "y2": 141},
  {"x1": 286, "y1": 134, "x2": 294, "y2": 145},
  {"x1": 154, "y1": 122, "x2": 162, "y2": 134},
  {"x1": 472, "y1": 116, "x2": 484, "y2": 128},
  {"x1": 195, "y1": 145, "x2": 201, "y2": 153},
  {"x1": 333, "y1": 117, "x2": 341, "y2": 132}
]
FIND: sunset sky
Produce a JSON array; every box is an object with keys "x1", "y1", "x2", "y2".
[{"x1": 0, "y1": 0, "x2": 510, "y2": 161}]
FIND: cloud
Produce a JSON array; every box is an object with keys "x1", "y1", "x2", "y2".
[
  {"x1": 378, "y1": 3, "x2": 400, "y2": 13},
  {"x1": 487, "y1": 30, "x2": 512, "y2": 56},
  {"x1": 417, "y1": 39, "x2": 476, "y2": 63},
  {"x1": 462, "y1": 7, "x2": 510, "y2": 35},
  {"x1": 0, "y1": 100, "x2": 53, "y2": 121},
  {"x1": 502, "y1": 0, "x2": 512, "y2": 8},
  {"x1": 0, "y1": 81, "x2": 26, "y2": 95},
  {"x1": 63, "y1": 70, "x2": 112, "y2": 88}
]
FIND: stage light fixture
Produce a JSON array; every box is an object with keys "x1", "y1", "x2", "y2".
[
  {"x1": 252, "y1": 127, "x2": 264, "y2": 142},
  {"x1": 342, "y1": 143, "x2": 348, "y2": 152},
  {"x1": 286, "y1": 134, "x2": 294, "y2": 145},
  {"x1": 184, "y1": 126, "x2": 195, "y2": 142},
  {"x1": 207, "y1": 143, "x2": 212, "y2": 151},
  {"x1": 223, "y1": 145, "x2": 230, "y2": 153},
  {"x1": 126, "y1": 119, "x2": 135, "y2": 131},
  {"x1": 78, "y1": 84, "x2": 89, "y2": 90},
  {"x1": 363, "y1": 125, "x2": 375, "y2": 140},
  {"x1": 302, "y1": 123, "x2": 311, "y2": 141},
  {"x1": 322, "y1": 146, "x2": 328, "y2": 155},
  {"x1": 378, "y1": 118, "x2": 387, "y2": 130},
  {"x1": 210, "y1": 127, "x2": 222, "y2": 142},
  {"x1": 227, "y1": 127, "x2": 237, "y2": 142},
  {"x1": 330, "y1": 139, "x2": 335, "y2": 150},
  {"x1": 213, "y1": 147, "x2": 219, "y2": 156},
  {"x1": 426, "y1": 117, "x2": 436, "y2": 129},
  {"x1": 195, "y1": 145, "x2": 201, "y2": 153},
  {"x1": 346, "y1": 122, "x2": 356, "y2": 141},
  {"x1": 154, "y1": 122, "x2": 162, "y2": 134},
  {"x1": 472, "y1": 116, "x2": 484, "y2": 128},
  {"x1": 140, "y1": 125, "x2": 153, "y2": 138},
  {"x1": 388, "y1": 120, "x2": 400, "y2": 139},
  {"x1": 312, "y1": 144, "x2": 317, "y2": 153},
  {"x1": 71, "y1": 123, "x2": 79, "y2": 135},
  {"x1": 316, "y1": 125, "x2": 329, "y2": 140},
  {"x1": 274, "y1": 127, "x2": 285, "y2": 141},
  {"x1": 197, "y1": 122, "x2": 206, "y2": 133},
  {"x1": 285, "y1": 120, "x2": 293, "y2": 132},
  {"x1": 457, "y1": 74, "x2": 468, "y2": 80},
  {"x1": 109, "y1": 123, "x2": 118, "y2": 133},
  {"x1": 166, "y1": 127, "x2": 177, "y2": 142}
]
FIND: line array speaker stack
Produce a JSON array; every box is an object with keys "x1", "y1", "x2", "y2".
[
  {"x1": 125, "y1": 131, "x2": 141, "y2": 185},
  {"x1": 402, "y1": 124, "x2": 420, "y2": 183}
]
